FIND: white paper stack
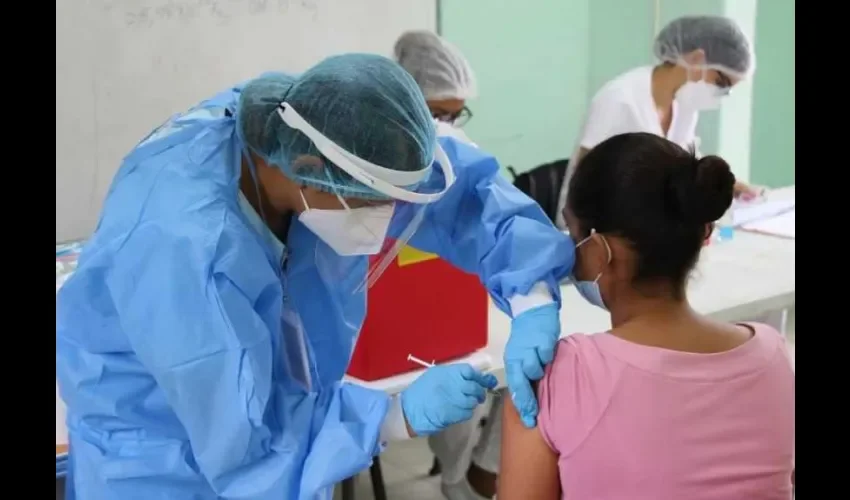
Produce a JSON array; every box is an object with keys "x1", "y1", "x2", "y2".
[
  {"x1": 732, "y1": 199, "x2": 796, "y2": 227},
  {"x1": 742, "y1": 209, "x2": 795, "y2": 239}
]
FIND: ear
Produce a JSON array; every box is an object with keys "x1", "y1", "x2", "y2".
[
  {"x1": 704, "y1": 223, "x2": 714, "y2": 242},
  {"x1": 291, "y1": 154, "x2": 325, "y2": 178}
]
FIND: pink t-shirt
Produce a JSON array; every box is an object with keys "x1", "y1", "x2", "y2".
[{"x1": 538, "y1": 323, "x2": 795, "y2": 500}]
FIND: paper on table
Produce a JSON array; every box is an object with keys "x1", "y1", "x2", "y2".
[
  {"x1": 741, "y1": 209, "x2": 795, "y2": 239},
  {"x1": 732, "y1": 199, "x2": 796, "y2": 227}
]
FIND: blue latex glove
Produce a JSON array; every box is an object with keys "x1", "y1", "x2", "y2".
[
  {"x1": 504, "y1": 303, "x2": 561, "y2": 428},
  {"x1": 401, "y1": 363, "x2": 498, "y2": 436}
]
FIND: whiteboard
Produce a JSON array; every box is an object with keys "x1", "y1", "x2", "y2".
[{"x1": 56, "y1": 0, "x2": 437, "y2": 242}]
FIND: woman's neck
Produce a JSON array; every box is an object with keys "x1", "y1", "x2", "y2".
[
  {"x1": 651, "y1": 64, "x2": 683, "y2": 109},
  {"x1": 610, "y1": 297, "x2": 752, "y2": 354},
  {"x1": 609, "y1": 296, "x2": 700, "y2": 352},
  {"x1": 609, "y1": 294, "x2": 690, "y2": 330}
]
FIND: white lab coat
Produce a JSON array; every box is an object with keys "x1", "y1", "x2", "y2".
[{"x1": 555, "y1": 66, "x2": 703, "y2": 229}]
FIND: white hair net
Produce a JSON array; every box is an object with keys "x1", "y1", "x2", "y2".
[
  {"x1": 653, "y1": 16, "x2": 755, "y2": 79},
  {"x1": 394, "y1": 30, "x2": 477, "y2": 101}
]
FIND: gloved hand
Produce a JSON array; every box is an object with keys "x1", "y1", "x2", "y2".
[
  {"x1": 504, "y1": 303, "x2": 560, "y2": 428},
  {"x1": 401, "y1": 363, "x2": 497, "y2": 436}
]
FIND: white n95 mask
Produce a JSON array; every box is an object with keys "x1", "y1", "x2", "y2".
[
  {"x1": 435, "y1": 120, "x2": 477, "y2": 147},
  {"x1": 298, "y1": 191, "x2": 394, "y2": 256},
  {"x1": 676, "y1": 80, "x2": 724, "y2": 111}
]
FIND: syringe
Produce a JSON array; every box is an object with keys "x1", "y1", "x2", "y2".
[
  {"x1": 406, "y1": 354, "x2": 436, "y2": 369},
  {"x1": 406, "y1": 354, "x2": 500, "y2": 398}
]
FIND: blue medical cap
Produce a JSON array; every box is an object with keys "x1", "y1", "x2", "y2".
[{"x1": 238, "y1": 54, "x2": 437, "y2": 200}]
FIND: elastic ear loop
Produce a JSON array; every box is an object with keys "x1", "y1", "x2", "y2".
[{"x1": 581, "y1": 228, "x2": 612, "y2": 282}]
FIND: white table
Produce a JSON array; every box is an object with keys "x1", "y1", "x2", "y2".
[{"x1": 350, "y1": 186, "x2": 796, "y2": 392}]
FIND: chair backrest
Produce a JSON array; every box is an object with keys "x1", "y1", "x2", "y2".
[{"x1": 506, "y1": 158, "x2": 570, "y2": 225}]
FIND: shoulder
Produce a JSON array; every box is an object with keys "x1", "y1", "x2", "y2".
[
  {"x1": 435, "y1": 121, "x2": 477, "y2": 147},
  {"x1": 95, "y1": 190, "x2": 272, "y2": 300},
  {"x1": 745, "y1": 321, "x2": 783, "y2": 339},
  {"x1": 537, "y1": 334, "x2": 623, "y2": 454},
  {"x1": 587, "y1": 89, "x2": 632, "y2": 118},
  {"x1": 544, "y1": 334, "x2": 618, "y2": 385},
  {"x1": 592, "y1": 66, "x2": 652, "y2": 108},
  {"x1": 101, "y1": 159, "x2": 234, "y2": 252},
  {"x1": 581, "y1": 68, "x2": 652, "y2": 145},
  {"x1": 744, "y1": 322, "x2": 795, "y2": 368},
  {"x1": 437, "y1": 135, "x2": 500, "y2": 180}
]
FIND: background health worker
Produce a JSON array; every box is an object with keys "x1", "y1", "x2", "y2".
[
  {"x1": 555, "y1": 15, "x2": 759, "y2": 230},
  {"x1": 56, "y1": 54, "x2": 574, "y2": 499},
  {"x1": 395, "y1": 30, "x2": 477, "y2": 145},
  {"x1": 395, "y1": 31, "x2": 507, "y2": 500}
]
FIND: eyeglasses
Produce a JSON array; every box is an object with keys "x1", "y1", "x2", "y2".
[{"x1": 432, "y1": 106, "x2": 473, "y2": 128}]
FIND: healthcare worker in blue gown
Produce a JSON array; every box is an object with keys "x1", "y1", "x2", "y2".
[{"x1": 56, "y1": 54, "x2": 574, "y2": 500}]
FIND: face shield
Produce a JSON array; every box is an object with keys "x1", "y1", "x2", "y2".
[{"x1": 276, "y1": 102, "x2": 456, "y2": 292}]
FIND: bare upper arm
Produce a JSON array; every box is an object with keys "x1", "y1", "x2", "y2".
[{"x1": 497, "y1": 386, "x2": 561, "y2": 500}]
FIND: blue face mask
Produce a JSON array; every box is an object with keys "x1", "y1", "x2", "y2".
[{"x1": 573, "y1": 229, "x2": 612, "y2": 310}]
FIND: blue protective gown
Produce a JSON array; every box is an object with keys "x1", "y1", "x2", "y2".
[{"x1": 55, "y1": 82, "x2": 574, "y2": 500}]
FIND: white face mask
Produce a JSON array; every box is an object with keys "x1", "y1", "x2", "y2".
[
  {"x1": 676, "y1": 80, "x2": 724, "y2": 111},
  {"x1": 435, "y1": 120, "x2": 476, "y2": 147},
  {"x1": 298, "y1": 191, "x2": 394, "y2": 256}
]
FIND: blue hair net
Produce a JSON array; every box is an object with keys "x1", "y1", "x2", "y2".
[{"x1": 238, "y1": 54, "x2": 437, "y2": 200}]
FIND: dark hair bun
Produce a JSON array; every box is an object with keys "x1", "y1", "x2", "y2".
[
  {"x1": 670, "y1": 154, "x2": 736, "y2": 224},
  {"x1": 569, "y1": 132, "x2": 736, "y2": 292}
]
